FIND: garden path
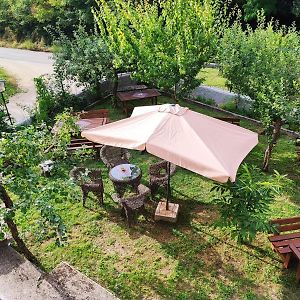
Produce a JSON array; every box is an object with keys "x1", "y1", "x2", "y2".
[{"x1": 0, "y1": 47, "x2": 53, "y2": 125}]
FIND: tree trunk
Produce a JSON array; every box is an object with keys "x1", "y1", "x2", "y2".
[
  {"x1": 262, "y1": 119, "x2": 283, "y2": 172},
  {"x1": 0, "y1": 184, "x2": 38, "y2": 264},
  {"x1": 173, "y1": 84, "x2": 178, "y2": 103},
  {"x1": 112, "y1": 69, "x2": 119, "y2": 107}
]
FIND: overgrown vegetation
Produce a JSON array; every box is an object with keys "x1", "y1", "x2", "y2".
[
  {"x1": 34, "y1": 76, "x2": 84, "y2": 125},
  {"x1": 218, "y1": 14, "x2": 300, "y2": 171},
  {"x1": 52, "y1": 25, "x2": 115, "y2": 96},
  {"x1": 0, "y1": 0, "x2": 96, "y2": 48},
  {"x1": 0, "y1": 67, "x2": 19, "y2": 98},
  {"x1": 0, "y1": 111, "x2": 80, "y2": 261},
  {"x1": 212, "y1": 164, "x2": 284, "y2": 243}
]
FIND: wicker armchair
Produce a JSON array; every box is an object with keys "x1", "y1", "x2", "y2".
[
  {"x1": 70, "y1": 167, "x2": 104, "y2": 207},
  {"x1": 100, "y1": 145, "x2": 131, "y2": 169},
  {"x1": 112, "y1": 184, "x2": 150, "y2": 227},
  {"x1": 149, "y1": 160, "x2": 176, "y2": 197}
]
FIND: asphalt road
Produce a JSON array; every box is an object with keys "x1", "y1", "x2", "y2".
[{"x1": 0, "y1": 47, "x2": 53, "y2": 124}]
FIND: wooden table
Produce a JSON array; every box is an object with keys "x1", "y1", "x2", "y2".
[
  {"x1": 117, "y1": 89, "x2": 161, "y2": 116},
  {"x1": 76, "y1": 117, "x2": 108, "y2": 131}
]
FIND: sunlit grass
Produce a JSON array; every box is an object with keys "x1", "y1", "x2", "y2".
[
  {"x1": 0, "y1": 67, "x2": 19, "y2": 98},
  {"x1": 15, "y1": 97, "x2": 300, "y2": 299},
  {"x1": 197, "y1": 68, "x2": 228, "y2": 90}
]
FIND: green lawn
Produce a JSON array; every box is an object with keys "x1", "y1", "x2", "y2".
[
  {"x1": 16, "y1": 98, "x2": 300, "y2": 300},
  {"x1": 197, "y1": 68, "x2": 228, "y2": 90},
  {"x1": 0, "y1": 67, "x2": 19, "y2": 98}
]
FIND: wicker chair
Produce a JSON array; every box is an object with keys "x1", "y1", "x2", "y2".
[
  {"x1": 100, "y1": 145, "x2": 131, "y2": 169},
  {"x1": 70, "y1": 167, "x2": 104, "y2": 207},
  {"x1": 112, "y1": 184, "x2": 150, "y2": 227},
  {"x1": 149, "y1": 160, "x2": 176, "y2": 197}
]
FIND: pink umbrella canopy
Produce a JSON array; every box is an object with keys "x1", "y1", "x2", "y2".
[{"x1": 82, "y1": 104, "x2": 258, "y2": 183}]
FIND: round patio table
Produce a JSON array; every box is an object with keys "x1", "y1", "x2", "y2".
[{"x1": 109, "y1": 164, "x2": 142, "y2": 196}]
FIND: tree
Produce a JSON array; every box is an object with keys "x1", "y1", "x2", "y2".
[
  {"x1": 218, "y1": 15, "x2": 300, "y2": 171},
  {"x1": 0, "y1": 112, "x2": 79, "y2": 262},
  {"x1": 231, "y1": 0, "x2": 300, "y2": 22},
  {"x1": 52, "y1": 25, "x2": 115, "y2": 98},
  {"x1": 94, "y1": 0, "x2": 219, "y2": 99},
  {"x1": 0, "y1": 0, "x2": 96, "y2": 44}
]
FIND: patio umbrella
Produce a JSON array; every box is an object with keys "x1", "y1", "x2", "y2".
[{"x1": 82, "y1": 104, "x2": 258, "y2": 219}]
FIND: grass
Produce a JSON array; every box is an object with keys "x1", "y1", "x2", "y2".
[
  {"x1": 0, "y1": 67, "x2": 19, "y2": 98},
  {"x1": 15, "y1": 97, "x2": 300, "y2": 300},
  {"x1": 197, "y1": 68, "x2": 228, "y2": 90}
]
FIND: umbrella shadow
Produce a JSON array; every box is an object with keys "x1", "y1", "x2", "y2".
[{"x1": 83, "y1": 190, "x2": 288, "y2": 299}]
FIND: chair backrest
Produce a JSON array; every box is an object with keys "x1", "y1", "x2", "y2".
[
  {"x1": 271, "y1": 216, "x2": 300, "y2": 233},
  {"x1": 115, "y1": 184, "x2": 150, "y2": 210},
  {"x1": 70, "y1": 167, "x2": 102, "y2": 184},
  {"x1": 149, "y1": 160, "x2": 176, "y2": 177},
  {"x1": 100, "y1": 145, "x2": 130, "y2": 169},
  {"x1": 122, "y1": 194, "x2": 145, "y2": 210}
]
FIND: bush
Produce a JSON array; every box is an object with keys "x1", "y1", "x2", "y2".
[
  {"x1": 52, "y1": 25, "x2": 115, "y2": 95},
  {"x1": 0, "y1": 108, "x2": 10, "y2": 134},
  {"x1": 34, "y1": 76, "x2": 84, "y2": 125},
  {"x1": 218, "y1": 99, "x2": 238, "y2": 112},
  {"x1": 212, "y1": 164, "x2": 284, "y2": 243},
  {"x1": 196, "y1": 96, "x2": 216, "y2": 106}
]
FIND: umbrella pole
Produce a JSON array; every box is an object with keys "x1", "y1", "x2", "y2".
[{"x1": 166, "y1": 161, "x2": 171, "y2": 210}]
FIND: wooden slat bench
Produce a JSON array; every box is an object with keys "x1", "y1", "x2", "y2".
[
  {"x1": 289, "y1": 243, "x2": 300, "y2": 282},
  {"x1": 74, "y1": 109, "x2": 110, "y2": 120},
  {"x1": 67, "y1": 138, "x2": 103, "y2": 157},
  {"x1": 216, "y1": 117, "x2": 241, "y2": 126},
  {"x1": 269, "y1": 216, "x2": 300, "y2": 268}
]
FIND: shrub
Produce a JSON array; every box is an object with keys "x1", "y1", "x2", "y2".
[
  {"x1": 218, "y1": 99, "x2": 237, "y2": 112},
  {"x1": 34, "y1": 76, "x2": 84, "y2": 125},
  {"x1": 52, "y1": 25, "x2": 115, "y2": 96},
  {"x1": 196, "y1": 96, "x2": 216, "y2": 106},
  {"x1": 0, "y1": 109, "x2": 9, "y2": 133},
  {"x1": 212, "y1": 164, "x2": 284, "y2": 243}
]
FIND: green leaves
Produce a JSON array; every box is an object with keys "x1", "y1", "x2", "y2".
[
  {"x1": 94, "y1": 0, "x2": 218, "y2": 98},
  {"x1": 218, "y1": 17, "x2": 300, "y2": 129},
  {"x1": 0, "y1": 113, "x2": 79, "y2": 245},
  {"x1": 212, "y1": 164, "x2": 284, "y2": 243},
  {"x1": 52, "y1": 25, "x2": 114, "y2": 95}
]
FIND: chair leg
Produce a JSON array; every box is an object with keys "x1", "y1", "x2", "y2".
[
  {"x1": 82, "y1": 188, "x2": 88, "y2": 207},
  {"x1": 297, "y1": 262, "x2": 300, "y2": 282},
  {"x1": 124, "y1": 207, "x2": 131, "y2": 227},
  {"x1": 123, "y1": 207, "x2": 134, "y2": 227},
  {"x1": 95, "y1": 189, "x2": 104, "y2": 205},
  {"x1": 150, "y1": 183, "x2": 159, "y2": 198},
  {"x1": 141, "y1": 205, "x2": 148, "y2": 221},
  {"x1": 283, "y1": 253, "x2": 292, "y2": 269}
]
